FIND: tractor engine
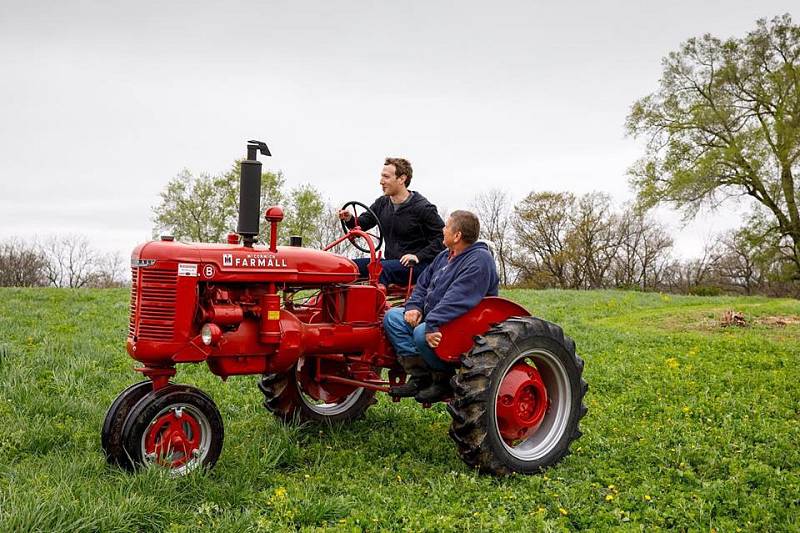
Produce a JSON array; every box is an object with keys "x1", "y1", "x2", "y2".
[{"x1": 127, "y1": 237, "x2": 390, "y2": 378}]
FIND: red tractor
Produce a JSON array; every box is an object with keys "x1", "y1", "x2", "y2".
[{"x1": 102, "y1": 141, "x2": 587, "y2": 476}]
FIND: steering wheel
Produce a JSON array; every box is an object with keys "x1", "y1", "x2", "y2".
[{"x1": 339, "y1": 201, "x2": 384, "y2": 254}]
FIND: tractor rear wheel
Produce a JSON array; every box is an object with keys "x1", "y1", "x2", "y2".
[
  {"x1": 447, "y1": 316, "x2": 587, "y2": 475},
  {"x1": 101, "y1": 380, "x2": 153, "y2": 469},
  {"x1": 259, "y1": 357, "x2": 377, "y2": 424},
  {"x1": 121, "y1": 384, "x2": 224, "y2": 475}
]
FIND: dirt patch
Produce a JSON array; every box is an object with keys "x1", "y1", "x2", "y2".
[
  {"x1": 717, "y1": 310, "x2": 800, "y2": 328},
  {"x1": 757, "y1": 315, "x2": 800, "y2": 326},
  {"x1": 720, "y1": 310, "x2": 747, "y2": 327}
]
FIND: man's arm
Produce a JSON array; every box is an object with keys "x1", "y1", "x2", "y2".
[
  {"x1": 344, "y1": 199, "x2": 380, "y2": 231},
  {"x1": 404, "y1": 254, "x2": 435, "y2": 313},
  {"x1": 423, "y1": 256, "x2": 494, "y2": 334},
  {"x1": 413, "y1": 205, "x2": 445, "y2": 263}
]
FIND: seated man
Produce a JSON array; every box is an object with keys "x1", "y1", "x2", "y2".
[
  {"x1": 339, "y1": 157, "x2": 445, "y2": 286},
  {"x1": 383, "y1": 210, "x2": 500, "y2": 402}
]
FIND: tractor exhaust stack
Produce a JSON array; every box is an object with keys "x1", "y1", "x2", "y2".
[{"x1": 237, "y1": 140, "x2": 271, "y2": 247}]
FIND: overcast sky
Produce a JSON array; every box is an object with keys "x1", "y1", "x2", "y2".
[{"x1": 0, "y1": 1, "x2": 795, "y2": 260}]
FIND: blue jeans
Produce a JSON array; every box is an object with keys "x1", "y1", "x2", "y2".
[
  {"x1": 383, "y1": 307, "x2": 451, "y2": 371},
  {"x1": 353, "y1": 258, "x2": 429, "y2": 286}
]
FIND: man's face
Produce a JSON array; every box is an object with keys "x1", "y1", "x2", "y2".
[
  {"x1": 442, "y1": 217, "x2": 460, "y2": 250},
  {"x1": 380, "y1": 164, "x2": 406, "y2": 196}
]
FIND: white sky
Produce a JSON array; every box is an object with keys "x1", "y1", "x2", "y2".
[{"x1": 0, "y1": 1, "x2": 794, "y2": 259}]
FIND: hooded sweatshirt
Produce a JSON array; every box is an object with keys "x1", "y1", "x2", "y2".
[
  {"x1": 405, "y1": 241, "x2": 500, "y2": 333},
  {"x1": 346, "y1": 191, "x2": 445, "y2": 263}
]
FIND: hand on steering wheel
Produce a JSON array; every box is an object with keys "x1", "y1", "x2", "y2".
[{"x1": 339, "y1": 200, "x2": 384, "y2": 254}]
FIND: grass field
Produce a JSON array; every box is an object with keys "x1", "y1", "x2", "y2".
[{"x1": 0, "y1": 288, "x2": 798, "y2": 531}]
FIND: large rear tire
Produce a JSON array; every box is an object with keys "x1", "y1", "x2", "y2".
[
  {"x1": 259, "y1": 357, "x2": 377, "y2": 424},
  {"x1": 448, "y1": 316, "x2": 587, "y2": 475}
]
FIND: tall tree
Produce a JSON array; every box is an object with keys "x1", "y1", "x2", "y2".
[
  {"x1": 472, "y1": 189, "x2": 514, "y2": 285},
  {"x1": 282, "y1": 184, "x2": 326, "y2": 247},
  {"x1": 567, "y1": 192, "x2": 622, "y2": 289},
  {"x1": 512, "y1": 191, "x2": 575, "y2": 287},
  {"x1": 152, "y1": 162, "x2": 285, "y2": 243},
  {"x1": 40, "y1": 235, "x2": 103, "y2": 288},
  {"x1": 627, "y1": 14, "x2": 800, "y2": 277}
]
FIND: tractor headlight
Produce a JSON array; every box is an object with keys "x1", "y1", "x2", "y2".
[{"x1": 201, "y1": 323, "x2": 222, "y2": 346}]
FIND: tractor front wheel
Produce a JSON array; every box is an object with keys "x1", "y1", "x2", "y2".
[
  {"x1": 101, "y1": 380, "x2": 153, "y2": 468},
  {"x1": 448, "y1": 316, "x2": 587, "y2": 475},
  {"x1": 120, "y1": 384, "x2": 224, "y2": 475},
  {"x1": 259, "y1": 357, "x2": 377, "y2": 424}
]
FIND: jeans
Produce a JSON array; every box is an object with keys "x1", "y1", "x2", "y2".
[
  {"x1": 382, "y1": 307, "x2": 451, "y2": 371},
  {"x1": 353, "y1": 258, "x2": 429, "y2": 286}
]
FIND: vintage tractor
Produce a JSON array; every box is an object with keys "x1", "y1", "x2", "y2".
[{"x1": 102, "y1": 141, "x2": 587, "y2": 476}]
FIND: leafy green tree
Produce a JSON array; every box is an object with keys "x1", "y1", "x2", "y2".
[
  {"x1": 152, "y1": 162, "x2": 285, "y2": 242},
  {"x1": 627, "y1": 14, "x2": 800, "y2": 277},
  {"x1": 282, "y1": 184, "x2": 326, "y2": 246}
]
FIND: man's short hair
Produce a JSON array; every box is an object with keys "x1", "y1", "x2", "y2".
[
  {"x1": 449, "y1": 210, "x2": 480, "y2": 245},
  {"x1": 385, "y1": 157, "x2": 413, "y2": 187}
]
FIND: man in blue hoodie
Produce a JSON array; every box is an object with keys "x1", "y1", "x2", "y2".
[{"x1": 383, "y1": 210, "x2": 500, "y2": 402}]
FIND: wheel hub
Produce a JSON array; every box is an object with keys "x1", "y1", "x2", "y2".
[
  {"x1": 296, "y1": 357, "x2": 360, "y2": 403},
  {"x1": 496, "y1": 361, "x2": 549, "y2": 444},
  {"x1": 145, "y1": 407, "x2": 202, "y2": 468}
]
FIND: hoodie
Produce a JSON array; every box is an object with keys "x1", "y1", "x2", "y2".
[
  {"x1": 405, "y1": 241, "x2": 500, "y2": 333},
  {"x1": 346, "y1": 191, "x2": 445, "y2": 263}
]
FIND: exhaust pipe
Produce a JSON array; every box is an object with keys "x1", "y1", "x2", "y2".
[{"x1": 237, "y1": 140, "x2": 271, "y2": 247}]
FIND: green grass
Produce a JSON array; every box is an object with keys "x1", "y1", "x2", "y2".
[{"x1": 1, "y1": 288, "x2": 799, "y2": 531}]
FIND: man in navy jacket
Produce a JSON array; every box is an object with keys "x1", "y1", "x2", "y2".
[
  {"x1": 339, "y1": 158, "x2": 445, "y2": 285},
  {"x1": 383, "y1": 210, "x2": 500, "y2": 402}
]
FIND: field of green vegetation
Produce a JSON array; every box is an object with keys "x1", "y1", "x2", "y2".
[{"x1": 0, "y1": 287, "x2": 798, "y2": 531}]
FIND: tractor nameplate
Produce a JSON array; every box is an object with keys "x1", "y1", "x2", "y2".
[
  {"x1": 178, "y1": 263, "x2": 198, "y2": 277},
  {"x1": 224, "y1": 254, "x2": 288, "y2": 268}
]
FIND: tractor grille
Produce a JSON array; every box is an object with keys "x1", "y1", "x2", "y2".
[
  {"x1": 128, "y1": 268, "x2": 137, "y2": 337},
  {"x1": 130, "y1": 266, "x2": 178, "y2": 341}
]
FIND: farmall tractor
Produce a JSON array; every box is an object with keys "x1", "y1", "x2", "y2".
[{"x1": 102, "y1": 141, "x2": 587, "y2": 476}]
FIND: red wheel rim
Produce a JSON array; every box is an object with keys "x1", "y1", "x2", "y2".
[
  {"x1": 145, "y1": 406, "x2": 203, "y2": 468},
  {"x1": 495, "y1": 361, "x2": 549, "y2": 445}
]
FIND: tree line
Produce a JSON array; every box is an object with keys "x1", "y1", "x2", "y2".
[
  {"x1": 0, "y1": 236, "x2": 126, "y2": 288},
  {"x1": 1, "y1": 179, "x2": 796, "y2": 296},
  {"x1": 146, "y1": 157, "x2": 800, "y2": 297},
  {"x1": 474, "y1": 189, "x2": 798, "y2": 296}
]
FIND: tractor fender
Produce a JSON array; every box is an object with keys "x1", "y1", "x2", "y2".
[{"x1": 434, "y1": 296, "x2": 531, "y2": 363}]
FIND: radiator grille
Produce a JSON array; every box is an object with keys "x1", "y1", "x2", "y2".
[
  {"x1": 132, "y1": 266, "x2": 178, "y2": 341},
  {"x1": 128, "y1": 268, "x2": 138, "y2": 337}
]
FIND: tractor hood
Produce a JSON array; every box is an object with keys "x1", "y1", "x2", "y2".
[{"x1": 131, "y1": 239, "x2": 359, "y2": 284}]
